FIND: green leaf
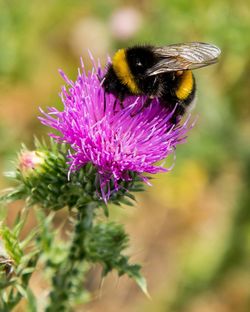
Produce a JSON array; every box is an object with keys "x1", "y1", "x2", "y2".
[
  {"x1": 0, "y1": 280, "x2": 14, "y2": 290},
  {"x1": 4, "y1": 171, "x2": 17, "y2": 179},
  {"x1": 132, "y1": 274, "x2": 150, "y2": 299},
  {"x1": 21, "y1": 267, "x2": 36, "y2": 275},
  {"x1": 0, "y1": 226, "x2": 23, "y2": 265},
  {"x1": 120, "y1": 198, "x2": 134, "y2": 206},
  {"x1": 16, "y1": 284, "x2": 27, "y2": 298},
  {"x1": 26, "y1": 288, "x2": 37, "y2": 312},
  {"x1": 19, "y1": 228, "x2": 38, "y2": 249}
]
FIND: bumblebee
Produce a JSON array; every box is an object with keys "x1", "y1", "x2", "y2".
[{"x1": 102, "y1": 42, "x2": 221, "y2": 121}]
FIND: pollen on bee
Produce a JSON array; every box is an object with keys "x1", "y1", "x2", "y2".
[{"x1": 176, "y1": 70, "x2": 183, "y2": 76}]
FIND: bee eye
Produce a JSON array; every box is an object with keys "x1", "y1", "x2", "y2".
[{"x1": 133, "y1": 60, "x2": 146, "y2": 74}]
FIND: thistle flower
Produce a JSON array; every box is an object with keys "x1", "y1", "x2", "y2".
[{"x1": 39, "y1": 57, "x2": 193, "y2": 201}]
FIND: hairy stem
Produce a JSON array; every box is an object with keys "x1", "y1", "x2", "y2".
[{"x1": 46, "y1": 203, "x2": 97, "y2": 312}]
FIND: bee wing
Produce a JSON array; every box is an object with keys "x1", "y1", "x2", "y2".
[{"x1": 147, "y1": 42, "x2": 221, "y2": 75}]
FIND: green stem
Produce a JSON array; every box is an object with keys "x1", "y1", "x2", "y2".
[{"x1": 46, "y1": 203, "x2": 96, "y2": 312}]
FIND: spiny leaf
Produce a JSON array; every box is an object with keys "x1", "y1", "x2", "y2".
[
  {"x1": 16, "y1": 284, "x2": 27, "y2": 298},
  {"x1": 0, "y1": 226, "x2": 23, "y2": 265},
  {"x1": 132, "y1": 274, "x2": 150, "y2": 299}
]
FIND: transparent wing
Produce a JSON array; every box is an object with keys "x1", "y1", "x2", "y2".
[{"x1": 147, "y1": 42, "x2": 221, "y2": 75}]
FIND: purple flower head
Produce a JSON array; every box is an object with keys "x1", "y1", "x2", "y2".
[{"x1": 39, "y1": 56, "x2": 194, "y2": 202}]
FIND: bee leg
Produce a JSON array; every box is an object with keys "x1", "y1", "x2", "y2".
[
  {"x1": 171, "y1": 103, "x2": 185, "y2": 124},
  {"x1": 119, "y1": 100, "x2": 124, "y2": 109},
  {"x1": 131, "y1": 97, "x2": 152, "y2": 117},
  {"x1": 114, "y1": 94, "x2": 125, "y2": 113},
  {"x1": 143, "y1": 97, "x2": 153, "y2": 108}
]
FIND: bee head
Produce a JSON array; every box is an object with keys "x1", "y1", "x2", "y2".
[{"x1": 126, "y1": 46, "x2": 157, "y2": 77}]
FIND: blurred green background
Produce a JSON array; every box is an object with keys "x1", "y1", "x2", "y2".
[{"x1": 0, "y1": 0, "x2": 250, "y2": 311}]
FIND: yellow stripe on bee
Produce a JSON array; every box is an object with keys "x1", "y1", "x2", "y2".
[
  {"x1": 112, "y1": 49, "x2": 140, "y2": 94},
  {"x1": 175, "y1": 70, "x2": 194, "y2": 100}
]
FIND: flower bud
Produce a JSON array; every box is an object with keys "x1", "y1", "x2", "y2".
[{"x1": 18, "y1": 150, "x2": 45, "y2": 178}]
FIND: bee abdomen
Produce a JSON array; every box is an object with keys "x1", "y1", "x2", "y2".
[{"x1": 175, "y1": 70, "x2": 195, "y2": 101}]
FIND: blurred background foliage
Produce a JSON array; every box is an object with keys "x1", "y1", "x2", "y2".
[{"x1": 0, "y1": 0, "x2": 250, "y2": 311}]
